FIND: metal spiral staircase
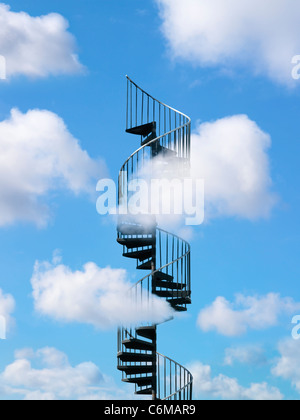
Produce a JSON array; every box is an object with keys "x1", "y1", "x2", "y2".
[{"x1": 117, "y1": 76, "x2": 193, "y2": 400}]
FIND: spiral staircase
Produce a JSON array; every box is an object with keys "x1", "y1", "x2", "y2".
[{"x1": 117, "y1": 76, "x2": 193, "y2": 400}]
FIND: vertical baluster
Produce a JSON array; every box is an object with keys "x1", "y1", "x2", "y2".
[
  {"x1": 141, "y1": 92, "x2": 144, "y2": 125},
  {"x1": 164, "y1": 357, "x2": 166, "y2": 399},
  {"x1": 169, "y1": 108, "x2": 171, "y2": 148},
  {"x1": 147, "y1": 95, "x2": 150, "y2": 124},
  {"x1": 159, "y1": 103, "x2": 161, "y2": 137},
  {"x1": 135, "y1": 85, "x2": 138, "y2": 127},
  {"x1": 175, "y1": 364, "x2": 177, "y2": 401},
  {"x1": 157, "y1": 355, "x2": 161, "y2": 400},
  {"x1": 170, "y1": 360, "x2": 172, "y2": 397}
]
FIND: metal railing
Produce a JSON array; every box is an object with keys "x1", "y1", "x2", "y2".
[{"x1": 117, "y1": 76, "x2": 193, "y2": 400}]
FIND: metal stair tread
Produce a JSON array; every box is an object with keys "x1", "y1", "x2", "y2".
[
  {"x1": 135, "y1": 387, "x2": 153, "y2": 396},
  {"x1": 122, "y1": 338, "x2": 155, "y2": 351},
  {"x1": 118, "y1": 365, "x2": 153, "y2": 375},
  {"x1": 154, "y1": 290, "x2": 191, "y2": 299},
  {"x1": 154, "y1": 271, "x2": 174, "y2": 282},
  {"x1": 154, "y1": 279, "x2": 186, "y2": 290},
  {"x1": 167, "y1": 297, "x2": 192, "y2": 306},
  {"x1": 136, "y1": 326, "x2": 156, "y2": 341},
  {"x1": 123, "y1": 249, "x2": 153, "y2": 262},
  {"x1": 137, "y1": 260, "x2": 153, "y2": 270},
  {"x1": 117, "y1": 237, "x2": 155, "y2": 249},
  {"x1": 126, "y1": 122, "x2": 156, "y2": 137},
  {"x1": 118, "y1": 352, "x2": 155, "y2": 363},
  {"x1": 123, "y1": 376, "x2": 154, "y2": 387}
]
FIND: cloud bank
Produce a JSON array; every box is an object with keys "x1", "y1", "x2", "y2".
[
  {"x1": 31, "y1": 258, "x2": 173, "y2": 329},
  {"x1": 0, "y1": 347, "x2": 127, "y2": 400},
  {"x1": 191, "y1": 115, "x2": 277, "y2": 220},
  {"x1": 0, "y1": 3, "x2": 84, "y2": 78},
  {"x1": 0, "y1": 108, "x2": 104, "y2": 227},
  {"x1": 156, "y1": 0, "x2": 300, "y2": 85}
]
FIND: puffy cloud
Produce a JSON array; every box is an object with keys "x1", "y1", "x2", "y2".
[
  {"x1": 31, "y1": 257, "x2": 173, "y2": 329},
  {"x1": 156, "y1": 0, "x2": 300, "y2": 85},
  {"x1": 189, "y1": 361, "x2": 283, "y2": 400},
  {"x1": 0, "y1": 108, "x2": 105, "y2": 227},
  {"x1": 0, "y1": 347, "x2": 127, "y2": 400},
  {"x1": 0, "y1": 3, "x2": 84, "y2": 78},
  {"x1": 272, "y1": 339, "x2": 300, "y2": 394},
  {"x1": 224, "y1": 346, "x2": 267, "y2": 366},
  {"x1": 191, "y1": 115, "x2": 277, "y2": 221},
  {"x1": 0, "y1": 288, "x2": 15, "y2": 338},
  {"x1": 197, "y1": 293, "x2": 300, "y2": 337}
]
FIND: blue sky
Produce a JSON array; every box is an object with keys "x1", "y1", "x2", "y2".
[{"x1": 0, "y1": 0, "x2": 300, "y2": 400}]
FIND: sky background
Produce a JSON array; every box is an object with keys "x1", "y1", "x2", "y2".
[{"x1": 0, "y1": 0, "x2": 300, "y2": 400}]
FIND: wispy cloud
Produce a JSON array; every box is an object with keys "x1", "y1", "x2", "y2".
[
  {"x1": 0, "y1": 347, "x2": 130, "y2": 400},
  {"x1": 189, "y1": 361, "x2": 283, "y2": 400}
]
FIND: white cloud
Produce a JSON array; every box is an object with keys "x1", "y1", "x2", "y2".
[
  {"x1": 0, "y1": 347, "x2": 128, "y2": 400},
  {"x1": 0, "y1": 108, "x2": 105, "y2": 227},
  {"x1": 189, "y1": 361, "x2": 283, "y2": 400},
  {"x1": 224, "y1": 346, "x2": 267, "y2": 367},
  {"x1": 272, "y1": 339, "x2": 300, "y2": 394},
  {"x1": 0, "y1": 288, "x2": 15, "y2": 337},
  {"x1": 31, "y1": 257, "x2": 173, "y2": 329},
  {"x1": 156, "y1": 0, "x2": 300, "y2": 85},
  {"x1": 0, "y1": 3, "x2": 84, "y2": 78},
  {"x1": 191, "y1": 115, "x2": 277, "y2": 220},
  {"x1": 197, "y1": 293, "x2": 300, "y2": 337}
]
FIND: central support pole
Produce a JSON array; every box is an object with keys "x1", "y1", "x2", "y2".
[{"x1": 151, "y1": 223, "x2": 157, "y2": 401}]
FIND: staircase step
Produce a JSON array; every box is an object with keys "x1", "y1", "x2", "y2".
[
  {"x1": 118, "y1": 365, "x2": 153, "y2": 375},
  {"x1": 123, "y1": 376, "x2": 154, "y2": 387},
  {"x1": 137, "y1": 260, "x2": 153, "y2": 270},
  {"x1": 122, "y1": 338, "x2": 155, "y2": 352},
  {"x1": 136, "y1": 326, "x2": 156, "y2": 341},
  {"x1": 117, "y1": 238, "x2": 155, "y2": 249},
  {"x1": 154, "y1": 290, "x2": 191, "y2": 299},
  {"x1": 123, "y1": 249, "x2": 153, "y2": 262},
  {"x1": 118, "y1": 225, "x2": 155, "y2": 236},
  {"x1": 167, "y1": 297, "x2": 192, "y2": 306},
  {"x1": 154, "y1": 271, "x2": 174, "y2": 282},
  {"x1": 126, "y1": 122, "x2": 156, "y2": 137},
  {"x1": 172, "y1": 305, "x2": 187, "y2": 312},
  {"x1": 118, "y1": 352, "x2": 155, "y2": 363},
  {"x1": 154, "y1": 279, "x2": 186, "y2": 290},
  {"x1": 135, "y1": 387, "x2": 153, "y2": 396},
  {"x1": 141, "y1": 133, "x2": 156, "y2": 146}
]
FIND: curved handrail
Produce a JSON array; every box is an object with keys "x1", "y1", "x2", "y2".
[{"x1": 119, "y1": 124, "x2": 190, "y2": 175}]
